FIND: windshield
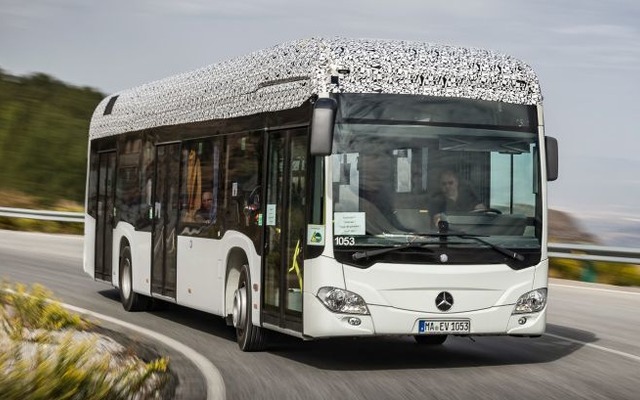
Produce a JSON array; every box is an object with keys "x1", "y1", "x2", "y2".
[{"x1": 330, "y1": 93, "x2": 542, "y2": 268}]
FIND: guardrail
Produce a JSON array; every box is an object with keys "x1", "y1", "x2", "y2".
[
  {"x1": 1, "y1": 207, "x2": 639, "y2": 265},
  {"x1": 0, "y1": 207, "x2": 84, "y2": 223},
  {"x1": 548, "y1": 243, "x2": 640, "y2": 265}
]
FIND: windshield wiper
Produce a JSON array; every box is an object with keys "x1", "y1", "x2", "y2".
[
  {"x1": 351, "y1": 232, "x2": 525, "y2": 262},
  {"x1": 430, "y1": 232, "x2": 524, "y2": 261},
  {"x1": 456, "y1": 234, "x2": 525, "y2": 261},
  {"x1": 413, "y1": 232, "x2": 525, "y2": 262},
  {"x1": 352, "y1": 242, "x2": 434, "y2": 261}
]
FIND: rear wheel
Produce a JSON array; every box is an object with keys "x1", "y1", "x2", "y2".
[
  {"x1": 232, "y1": 264, "x2": 266, "y2": 351},
  {"x1": 414, "y1": 335, "x2": 448, "y2": 345},
  {"x1": 119, "y1": 246, "x2": 150, "y2": 311}
]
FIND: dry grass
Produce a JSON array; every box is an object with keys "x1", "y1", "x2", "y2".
[{"x1": 0, "y1": 189, "x2": 42, "y2": 209}]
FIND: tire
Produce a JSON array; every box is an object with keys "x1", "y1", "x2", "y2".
[
  {"x1": 232, "y1": 264, "x2": 266, "y2": 351},
  {"x1": 414, "y1": 335, "x2": 448, "y2": 345},
  {"x1": 119, "y1": 246, "x2": 150, "y2": 312}
]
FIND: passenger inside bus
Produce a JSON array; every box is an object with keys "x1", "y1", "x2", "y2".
[{"x1": 195, "y1": 191, "x2": 215, "y2": 223}]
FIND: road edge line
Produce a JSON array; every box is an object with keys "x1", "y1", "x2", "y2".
[
  {"x1": 62, "y1": 303, "x2": 226, "y2": 400},
  {"x1": 545, "y1": 333, "x2": 640, "y2": 363}
]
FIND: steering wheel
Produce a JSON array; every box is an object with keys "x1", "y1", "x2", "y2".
[{"x1": 470, "y1": 208, "x2": 502, "y2": 215}]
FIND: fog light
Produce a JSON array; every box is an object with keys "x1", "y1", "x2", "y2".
[
  {"x1": 348, "y1": 317, "x2": 362, "y2": 326},
  {"x1": 518, "y1": 317, "x2": 527, "y2": 325}
]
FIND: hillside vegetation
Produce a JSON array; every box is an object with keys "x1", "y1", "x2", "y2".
[{"x1": 0, "y1": 68, "x2": 103, "y2": 206}]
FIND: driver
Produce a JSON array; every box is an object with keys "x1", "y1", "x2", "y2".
[{"x1": 431, "y1": 169, "x2": 485, "y2": 225}]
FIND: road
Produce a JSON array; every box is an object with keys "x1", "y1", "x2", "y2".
[{"x1": 1, "y1": 229, "x2": 638, "y2": 399}]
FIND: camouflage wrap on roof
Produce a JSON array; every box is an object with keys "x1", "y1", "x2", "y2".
[{"x1": 89, "y1": 37, "x2": 541, "y2": 139}]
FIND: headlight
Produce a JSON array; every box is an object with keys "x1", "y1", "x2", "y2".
[
  {"x1": 513, "y1": 288, "x2": 547, "y2": 314},
  {"x1": 317, "y1": 287, "x2": 370, "y2": 315}
]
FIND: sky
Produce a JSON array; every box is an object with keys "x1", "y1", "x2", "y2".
[{"x1": 1, "y1": 0, "x2": 639, "y2": 245}]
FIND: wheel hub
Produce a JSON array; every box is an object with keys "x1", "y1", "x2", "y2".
[
  {"x1": 122, "y1": 259, "x2": 132, "y2": 299},
  {"x1": 232, "y1": 286, "x2": 247, "y2": 328}
]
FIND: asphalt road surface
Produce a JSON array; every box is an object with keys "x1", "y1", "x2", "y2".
[{"x1": 1, "y1": 229, "x2": 638, "y2": 399}]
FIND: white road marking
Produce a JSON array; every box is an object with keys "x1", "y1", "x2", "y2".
[
  {"x1": 62, "y1": 303, "x2": 226, "y2": 400},
  {"x1": 548, "y1": 282, "x2": 640, "y2": 362},
  {"x1": 545, "y1": 332, "x2": 640, "y2": 363}
]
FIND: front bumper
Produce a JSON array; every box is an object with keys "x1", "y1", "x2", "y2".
[{"x1": 303, "y1": 291, "x2": 546, "y2": 338}]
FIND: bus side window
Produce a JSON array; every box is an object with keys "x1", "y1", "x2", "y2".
[
  {"x1": 179, "y1": 139, "x2": 220, "y2": 237},
  {"x1": 220, "y1": 132, "x2": 263, "y2": 242}
]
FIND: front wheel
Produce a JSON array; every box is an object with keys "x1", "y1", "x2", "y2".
[
  {"x1": 119, "y1": 246, "x2": 150, "y2": 312},
  {"x1": 232, "y1": 264, "x2": 266, "y2": 351},
  {"x1": 414, "y1": 335, "x2": 448, "y2": 345}
]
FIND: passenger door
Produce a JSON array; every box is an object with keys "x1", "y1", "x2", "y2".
[
  {"x1": 94, "y1": 151, "x2": 116, "y2": 282},
  {"x1": 151, "y1": 143, "x2": 180, "y2": 298},
  {"x1": 262, "y1": 128, "x2": 308, "y2": 332}
]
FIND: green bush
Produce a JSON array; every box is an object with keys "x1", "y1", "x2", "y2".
[
  {"x1": 549, "y1": 258, "x2": 583, "y2": 281},
  {"x1": 594, "y1": 262, "x2": 640, "y2": 286},
  {"x1": 550, "y1": 258, "x2": 640, "y2": 286}
]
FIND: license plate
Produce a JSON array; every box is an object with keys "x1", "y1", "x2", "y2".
[{"x1": 418, "y1": 319, "x2": 470, "y2": 334}]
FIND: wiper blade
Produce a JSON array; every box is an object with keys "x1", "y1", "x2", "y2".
[
  {"x1": 411, "y1": 232, "x2": 525, "y2": 262},
  {"x1": 352, "y1": 242, "x2": 434, "y2": 261},
  {"x1": 458, "y1": 234, "x2": 525, "y2": 261}
]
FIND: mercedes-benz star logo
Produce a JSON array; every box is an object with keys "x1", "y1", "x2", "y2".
[{"x1": 435, "y1": 291, "x2": 454, "y2": 311}]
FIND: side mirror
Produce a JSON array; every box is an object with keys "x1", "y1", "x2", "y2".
[
  {"x1": 545, "y1": 136, "x2": 558, "y2": 181},
  {"x1": 310, "y1": 98, "x2": 337, "y2": 156}
]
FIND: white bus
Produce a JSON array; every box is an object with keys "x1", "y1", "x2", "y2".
[{"x1": 83, "y1": 38, "x2": 558, "y2": 351}]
